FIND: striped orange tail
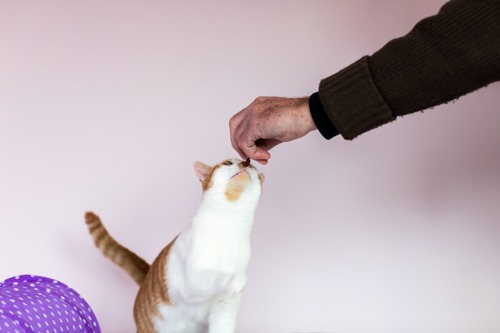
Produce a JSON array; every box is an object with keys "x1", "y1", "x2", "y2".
[{"x1": 85, "y1": 212, "x2": 150, "y2": 286}]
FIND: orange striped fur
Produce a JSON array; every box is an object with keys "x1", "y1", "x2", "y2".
[
  {"x1": 85, "y1": 212, "x2": 177, "y2": 332},
  {"x1": 85, "y1": 212, "x2": 149, "y2": 285},
  {"x1": 134, "y1": 238, "x2": 177, "y2": 333}
]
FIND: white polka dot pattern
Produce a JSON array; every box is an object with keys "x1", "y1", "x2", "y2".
[{"x1": 0, "y1": 275, "x2": 101, "y2": 333}]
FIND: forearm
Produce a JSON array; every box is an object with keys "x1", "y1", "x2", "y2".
[{"x1": 315, "y1": 0, "x2": 500, "y2": 140}]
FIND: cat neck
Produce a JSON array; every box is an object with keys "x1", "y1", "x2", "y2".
[{"x1": 191, "y1": 193, "x2": 258, "y2": 234}]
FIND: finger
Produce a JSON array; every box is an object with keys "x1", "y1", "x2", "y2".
[
  {"x1": 251, "y1": 145, "x2": 271, "y2": 162},
  {"x1": 256, "y1": 138, "x2": 282, "y2": 152},
  {"x1": 252, "y1": 146, "x2": 271, "y2": 165},
  {"x1": 253, "y1": 158, "x2": 269, "y2": 165},
  {"x1": 232, "y1": 146, "x2": 247, "y2": 160},
  {"x1": 231, "y1": 135, "x2": 247, "y2": 160},
  {"x1": 240, "y1": 139, "x2": 271, "y2": 163},
  {"x1": 229, "y1": 114, "x2": 247, "y2": 159},
  {"x1": 235, "y1": 126, "x2": 270, "y2": 162},
  {"x1": 246, "y1": 147, "x2": 270, "y2": 165}
]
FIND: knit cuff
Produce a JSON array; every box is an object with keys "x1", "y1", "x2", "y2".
[
  {"x1": 318, "y1": 56, "x2": 396, "y2": 140},
  {"x1": 309, "y1": 92, "x2": 339, "y2": 140}
]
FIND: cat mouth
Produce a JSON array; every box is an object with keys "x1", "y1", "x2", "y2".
[
  {"x1": 230, "y1": 158, "x2": 252, "y2": 179},
  {"x1": 231, "y1": 169, "x2": 248, "y2": 179}
]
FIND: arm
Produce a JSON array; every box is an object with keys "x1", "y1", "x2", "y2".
[
  {"x1": 230, "y1": 0, "x2": 500, "y2": 162},
  {"x1": 316, "y1": 0, "x2": 500, "y2": 139}
]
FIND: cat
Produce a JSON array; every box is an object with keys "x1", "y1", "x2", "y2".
[{"x1": 85, "y1": 158, "x2": 264, "y2": 333}]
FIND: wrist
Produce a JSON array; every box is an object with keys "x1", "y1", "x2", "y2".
[
  {"x1": 308, "y1": 92, "x2": 339, "y2": 139},
  {"x1": 299, "y1": 97, "x2": 317, "y2": 133}
]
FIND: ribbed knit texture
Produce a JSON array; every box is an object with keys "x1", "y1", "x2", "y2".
[
  {"x1": 319, "y1": 57, "x2": 395, "y2": 140},
  {"x1": 318, "y1": 0, "x2": 500, "y2": 140}
]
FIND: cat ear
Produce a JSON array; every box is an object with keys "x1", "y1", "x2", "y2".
[
  {"x1": 193, "y1": 161, "x2": 213, "y2": 182},
  {"x1": 258, "y1": 173, "x2": 265, "y2": 185}
]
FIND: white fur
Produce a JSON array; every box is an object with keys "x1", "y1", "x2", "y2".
[{"x1": 153, "y1": 159, "x2": 262, "y2": 333}]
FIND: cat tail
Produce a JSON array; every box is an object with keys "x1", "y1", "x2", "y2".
[{"x1": 85, "y1": 211, "x2": 150, "y2": 286}]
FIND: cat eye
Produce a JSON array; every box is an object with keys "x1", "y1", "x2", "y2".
[{"x1": 221, "y1": 161, "x2": 233, "y2": 166}]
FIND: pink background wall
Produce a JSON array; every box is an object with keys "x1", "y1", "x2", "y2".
[{"x1": 1, "y1": 1, "x2": 499, "y2": 332}]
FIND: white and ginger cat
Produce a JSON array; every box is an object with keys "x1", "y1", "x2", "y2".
[{"x1": 85, "y1": 158, "x2": 264, "y2": 333}]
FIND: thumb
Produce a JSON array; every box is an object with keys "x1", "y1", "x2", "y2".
[{"x1": 241, "y1": 142, "x2": 271, "y2": 163}]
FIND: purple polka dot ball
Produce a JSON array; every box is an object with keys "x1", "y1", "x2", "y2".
[{"x1": 0, "y1": 275, "x2": 101, "y2": 333}]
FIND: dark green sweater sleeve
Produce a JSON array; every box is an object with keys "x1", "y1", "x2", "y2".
[{"x1": 314, "y1": 0, "x2": 500, "y2": 140}]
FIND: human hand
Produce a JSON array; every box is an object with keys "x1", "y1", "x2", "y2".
[{"x1": 229, "y1": 96, "x2": 317, "y2": 164}]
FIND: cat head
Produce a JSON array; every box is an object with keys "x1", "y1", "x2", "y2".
[{"x1": 193, "y1": 158, "x2": 264, "y2": 203}]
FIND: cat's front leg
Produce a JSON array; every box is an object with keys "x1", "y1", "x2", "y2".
[
  {"x1": 182, "y1": 269, "x2": 247, "y2": 303},
  {"x1": 222, "y1": 272, "x2": 247, "y2": 296},
  {"x1": 208, "y1": 293, "x2": 242, "y2": 333},
  {"x1": 226, "y1": 274, "x2": 247, "y2": 294}
]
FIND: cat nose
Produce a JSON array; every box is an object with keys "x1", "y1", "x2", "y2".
[{"x1": 241, "y1": 158, "x2": 251, "y2": 168}]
